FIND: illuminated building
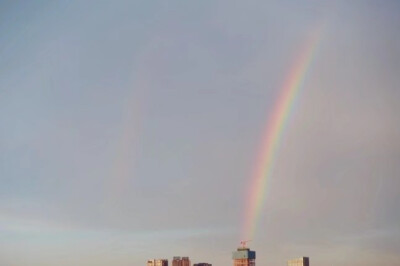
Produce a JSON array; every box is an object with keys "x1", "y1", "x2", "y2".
[
  {"x1": 147, "y1": 259, "x2": 168, "y2": 266},
  {"x1": 232, "y1": 246, "x2": 256, "y2": 266},
  {"x1": 172, "y1": 256, "x2": 190, "y2": 266},
  {"x1": 287, "y1": 257, "x2": 309, "y2": 266}
]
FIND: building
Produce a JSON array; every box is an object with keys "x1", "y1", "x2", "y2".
[
  {"x1": 172, "y1": 257, "x2": 180, "y2": 266},
  {"x1": 147, "y1": 259, "x2": 168, "y2": 266},
  {"x1": 193, "y1": 263, "x2": 212, "y2": 266},
  {"x1": 172, "y1": 256, "x2": 190, "y2": 266},
  {"x1": 232, "y1": 247, "x2": 256, "y2": 266},
  {"x1": 181, "y1": 257, "x2": 190, "y2": 266},
  {"x1": 287, "y1": 257, "x2": 309, "y2": 266}
]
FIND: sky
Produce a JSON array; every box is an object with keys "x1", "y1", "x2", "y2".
[{"x1": 1, "y1": 1, "x2": 400, "y2": 265}]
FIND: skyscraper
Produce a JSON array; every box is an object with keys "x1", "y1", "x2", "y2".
[
  {"x1": 232, "y1": 246, "x2": 256, "y2": 266},
  {"x1": 172, "y1": 256, "x2": 190, "y2": 266},
  {"x1": 147, "y1": 259, "x2": 168, "y2": 266},
  {"x1": 181, "y1": 257, "x2": 190, "y2": 266},
  {"x1": 287, "y1": 257, "x2": 309, "y2": 266},
  {"x1": 172, "y1": 257, "x2": 181, "y2": 266}
]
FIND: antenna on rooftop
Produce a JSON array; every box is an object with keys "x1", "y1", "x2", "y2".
[{"x1": 240, "y1": 240, "x2": 252, "y2": 248}]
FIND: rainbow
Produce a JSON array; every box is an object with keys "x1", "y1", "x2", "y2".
[{"x1": 242, "y1": 28, "x2": 324, "y2": 240}]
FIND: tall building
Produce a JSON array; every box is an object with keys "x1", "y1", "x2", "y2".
[
  {"x1": 172, "y1": 257, "x2": 181, "y2": 266},
  {"x1": 182, "y1": 257, "x2": 190, "y2": 266},
  {"x1": 232, "y1": 246, "x2": 256, "y2": 266},
  {"x1": 193, "y1": 263, "x2": 211, "y2": 266},
  {"x1": 172, "y1": 256, "x2": 190, "y2": 266},
  {"x1": 287, "y1": 257, "x2": 309, "y2": 266},
  {"x1": 147, "y1": 259, "x2": 168, "y2": 266}
]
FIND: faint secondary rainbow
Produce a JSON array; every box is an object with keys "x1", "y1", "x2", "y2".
[{"x1": 243, "y1": 28, "x2": 324, "y2": 240}]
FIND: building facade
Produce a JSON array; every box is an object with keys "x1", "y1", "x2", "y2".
[
  {"x1": 147, "y1": 259, "x2": 168, "y2": 266},
  {"x1": 232, "y1": 247, "x2": 256, "y2": 266},
  {"x1": 287, "y1": 257, "x2": 309, "y2": 266},
  {"x1": 172, "y1": 256, "x2": 190, "y2": 266},
  {"x1": 193, "y1": 263, "x2": 212, "y2": 266}
]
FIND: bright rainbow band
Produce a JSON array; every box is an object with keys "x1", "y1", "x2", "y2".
[{"x1": 243, "y1": 27, "x2": 324, "y2": 240}]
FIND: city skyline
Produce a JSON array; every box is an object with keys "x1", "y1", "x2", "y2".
[
  {"x1": 1, "y1": 1, "x2": 400, "y2": 265},
  {"x1": 147, "y1": 246, "x2": 307, "y2": 266}
]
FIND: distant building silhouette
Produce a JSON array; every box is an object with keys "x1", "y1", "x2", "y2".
[
  {"x1": 172, "y1": 256, "x2": 190, "y2": 266},
  {"x1": 232, "y1": 246, "x2": 256, "y2": 266},
  {"x1": 147, "y1": 259, "x2": 168, "y2": 266},
  {"x1": 287, "y1": 257, "x2": 309, "y2": 266},
  {"x1": 193, "y1": 263, "x2": 211, "y2": 266}
]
